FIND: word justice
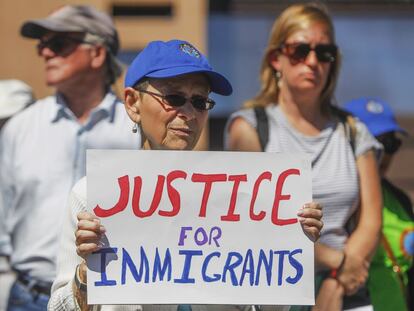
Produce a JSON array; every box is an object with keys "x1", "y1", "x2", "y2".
[{"x1": 94, "y1": 168, "x2": 301, "y2": 226}]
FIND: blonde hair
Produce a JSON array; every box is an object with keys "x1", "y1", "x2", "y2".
[{"x1": 244, "y1": 2, "x2": 341, "y2": 114}]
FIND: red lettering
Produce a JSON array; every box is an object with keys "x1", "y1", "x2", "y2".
[
  {"x1": 249, "y1": 171, "x2": 272, "y2": 221},
  {"x1": 132, "y1": 175, "x2": 165, "y2": 218},
  {"x1": 191, "y1": 173, "x2": 227, "y2": 217},
  {"x1": 221, "y1": 174, "x2": 247, "y2": 221},
  {"x1": 94, "y1": 175, "x2": 129, "y2": 217},
  {"x1": 271, "y1": 169, "x2": 300, "y2": 226},
  {"x1": 159, "y1": 170, "x2": 187, "y2": 217}
]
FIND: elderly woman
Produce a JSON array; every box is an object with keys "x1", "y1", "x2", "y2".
[
  {"x1": 48, "y1": 39, "x2": 323, "y2": 311},
  {"x1": 225, "y1": 3, "x2": 382, "y2": 310}
]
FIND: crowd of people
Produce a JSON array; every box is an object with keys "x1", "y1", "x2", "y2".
[{"x1": 0, "y1": 2, "x2": 412, "y2": 311}]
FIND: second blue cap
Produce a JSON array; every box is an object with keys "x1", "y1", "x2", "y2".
[{"x1": 343, "y1": 97, "x2": 407, "y2": 136}]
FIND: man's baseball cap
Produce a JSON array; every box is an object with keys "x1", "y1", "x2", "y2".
[
  {"x1": 20, "y1": 5, "x2": 122, "y2": 81},
  {"x1": 125, "y1": 40, "x2": 233, "y2": 96},
  {"x1": 0, "y1": 80, "x2": 34, "y2": 119},
  {"x1": 343, "y1": 97, "x2": 407, "y2": 136}
]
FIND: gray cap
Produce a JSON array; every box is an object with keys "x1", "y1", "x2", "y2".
[
  {"x1": 0, "y1": 80, "x2": 34, "y2": 119},
  {"x1": 21, "y1": 5, "x2": 123, "y2": 83},
  {"x1": 21, "y1": 5, "x2": 119, "y2": 53}
]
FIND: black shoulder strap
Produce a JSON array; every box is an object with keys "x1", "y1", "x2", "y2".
[
  {"x1": 331, "y1": 105, "x2": 357, "y2": 155},
  {"x1": 254, "y1": 107, "x2": 269, "y2": 152}
]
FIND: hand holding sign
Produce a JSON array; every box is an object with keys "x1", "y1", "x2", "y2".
[
  {"x1": 76, "y1": 212, "x2": 105, "y2": 260},
  {"x1": 297, "y1": 202, "x2": 323, "y2": 242}
]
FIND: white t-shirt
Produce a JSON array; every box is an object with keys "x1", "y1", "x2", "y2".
[{"x1": 225, "y1": 105, "x2": 382, "y2": 251}]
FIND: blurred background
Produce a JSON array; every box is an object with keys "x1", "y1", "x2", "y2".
[{"x1": 1, "y1": 0, "x2": 413, "y2": 199}]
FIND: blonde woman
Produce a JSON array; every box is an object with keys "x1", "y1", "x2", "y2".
[{"x1": 226, "y1": 3, "x2": 382, "y2": 310}]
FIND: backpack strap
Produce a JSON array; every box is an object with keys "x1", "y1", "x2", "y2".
[
  {"x1": 254, "y1": 107, "x2": 269, "y2": 152},
  {"x1": 330, "y1": 105, "x2": 357, "y2": 155}
]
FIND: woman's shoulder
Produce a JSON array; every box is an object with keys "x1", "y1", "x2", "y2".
[
  {"x1": 228, "y1": 107, "x2": 257, "y2": 128},
  {"x1": 227, "y1": 104, "x2": 278, "y2": 129}
]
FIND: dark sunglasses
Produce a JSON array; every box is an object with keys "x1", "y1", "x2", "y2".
[
  {"x1": 36, "y1": 36, "x2": 88, "y2": 55},
  {"x1": 278, "y1": 42, "x2": 338, "y2": 63},
  {"x1": 376, "y1": 132, "x2": 402, "y2": 155},
  {"x1": 138, "y1": 89, "x2": 215, "y2": 111}
]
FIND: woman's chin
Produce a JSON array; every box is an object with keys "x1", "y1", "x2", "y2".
[{"x1": 162, "y1": 139, "x2": 194, "y2": 151}]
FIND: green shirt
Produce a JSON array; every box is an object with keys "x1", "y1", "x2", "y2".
[{"x1": 368, "y1": 179, "x2": 414, "y2": 311}]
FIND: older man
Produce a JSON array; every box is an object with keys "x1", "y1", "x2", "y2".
[{"x1": 0, "y1": 6, "x2": 140, "y2": 310}]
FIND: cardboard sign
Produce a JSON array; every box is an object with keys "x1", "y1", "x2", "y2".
[{"x1": 86, "y1": 150, "x2": 313, "y2": 305}]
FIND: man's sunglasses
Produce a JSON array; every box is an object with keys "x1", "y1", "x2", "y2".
[
  {"x1": 278, "y1": 42, "x2": 338, "y2": 63},
  {"x1": 377, "y1": 132, "x2": 402, "y2": 155},
  {"x1": 36, "y1": 36, "x2": 89, "y2": 55},
  {"x1": 138, "y1": 89, "x2": 215, "y2": 111}
]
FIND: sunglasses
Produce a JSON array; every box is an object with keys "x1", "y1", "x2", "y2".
[
  {"x1": 36, "y1": 36, "x2": 89, "y2": 55},
  {"x1": 138, "y1": 89, "x2": 215, "y2": 111},
  {"x1": 376, "y1": 133, "x2": 402, "y2": 155},
  {"x1": 278, "y1": 42, "x2": 338, "y2": 63}
]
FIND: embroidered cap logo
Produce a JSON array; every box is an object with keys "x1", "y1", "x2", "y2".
[
  {"x1": 366, "y1": 100, "x2": 384, "y2": 114},
  {"x1": 179, "y1": 43, "x2": 201, "y2": 58}
]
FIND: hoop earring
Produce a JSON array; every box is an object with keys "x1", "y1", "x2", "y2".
[{"x1": 132, "y1": 122, "x2": 139, "y2": 133}]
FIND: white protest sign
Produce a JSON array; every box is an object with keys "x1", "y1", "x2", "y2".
[{"x1": 86, "y1": 150, "x2": 314, "y2": 305}]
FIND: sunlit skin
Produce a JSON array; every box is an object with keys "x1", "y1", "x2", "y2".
[
  {"x1": 263, "y1": 22, "x2": 335, "y2": 135},
  {"x1": 124, "y1": 73, "x2": 210, "y2": 151},
  {"x1": 271, "y1": 23, "x2": 332, "y2": 99},
  {"x1": 38, "y1": 31, "x2": 105, "y2": 93}
]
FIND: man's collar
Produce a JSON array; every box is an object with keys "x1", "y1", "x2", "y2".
[{"x1": 52, "y1": 91, "x2": 118, "y2": 123}]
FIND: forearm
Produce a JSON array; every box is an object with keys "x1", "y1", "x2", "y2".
[
  {"x1": 347, "y1": 151, "x2": 382, "y2": 260},
  {"x1": 345, "y1": 221, "x2": 381, "y2": 261},
  {"x1": 315, "y1": 242, "x2": 344, "y2": 270}
]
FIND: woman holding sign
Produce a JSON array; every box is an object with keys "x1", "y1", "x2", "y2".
[
  {"x1": 49, "y1": 40, "x2": 323, "y2": 311},
  {"x1": 225, "y1": 3, "x2": 382, "y2": 310}
]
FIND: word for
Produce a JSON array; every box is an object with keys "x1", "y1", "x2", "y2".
[
  {"x1": 178, "y1": 226, "x2": 222, "y2": 247},
  {"x1": 94, "y1": 169, "x2": 300, "y2": 226},
  {"x1": 93, "y1": 246, "x2": 303, "y2": 287}
]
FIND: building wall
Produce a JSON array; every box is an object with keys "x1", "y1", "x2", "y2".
[
  {"x1": 390, "y1": 117, "x2": 414, "y2": 201},
  {"x1": 0, "y1": 0, "x2": 207, "y2": 99}
]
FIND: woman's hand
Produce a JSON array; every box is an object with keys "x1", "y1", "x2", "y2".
[
  {"x1": 336, "y1": 250, "x2": 369, "y2": 295},
  {"x1": 75, "y1": 211, "x2": 106, "y2": 260},
  {"x1": 298, "y1": 202, "x2": 323, "y2": 242}
]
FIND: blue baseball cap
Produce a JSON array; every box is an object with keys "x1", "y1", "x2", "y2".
[
  {"x1": 343, "y1": 97, "x2": 407, "y2": 136},
  {"x1": 125, "y1": 39, "x2": 232, "y2": 96}
]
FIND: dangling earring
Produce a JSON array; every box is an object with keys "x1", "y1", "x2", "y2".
[
  {"x1": 275, "y1": 70, "x2": 282, "y2": 80},
  {"x1": 132, "y1": 122, "x2": 138, "y2": 133},
  {"x1": 275, "y1": 70, "x2": 283, "y2": 88}
]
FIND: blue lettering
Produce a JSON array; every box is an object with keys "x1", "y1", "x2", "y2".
[
  {"x1": 222, "y1": 252, "x2": 243, "y2": 286},
  {"x1": 121, "y1": 247, "x2": 150, "y2": 284},
  {"x1": 255, "y1": 249, "x2": 273, "y2": 286},
  {"x1": 286, "y1": 248, "x2": 303, "y2": 284},
  {"x1": 174, "y1": 250, "x2": 203, "y2": 283},
  {"x1": 239, "y1": 249, "x2": 255, "y2": 286},
  {"x1": 274, "y1": 250, "x2": 289, "y2": 286},
  {"x1": 94, "y1": 247, "x2": 117, "y2": 286},
  {"x1": 152, "y1": 247, "x2": 172, "y2": 282},
  {"x1": 202, "y1": 251, "x2": 221, "y2": 282}
]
